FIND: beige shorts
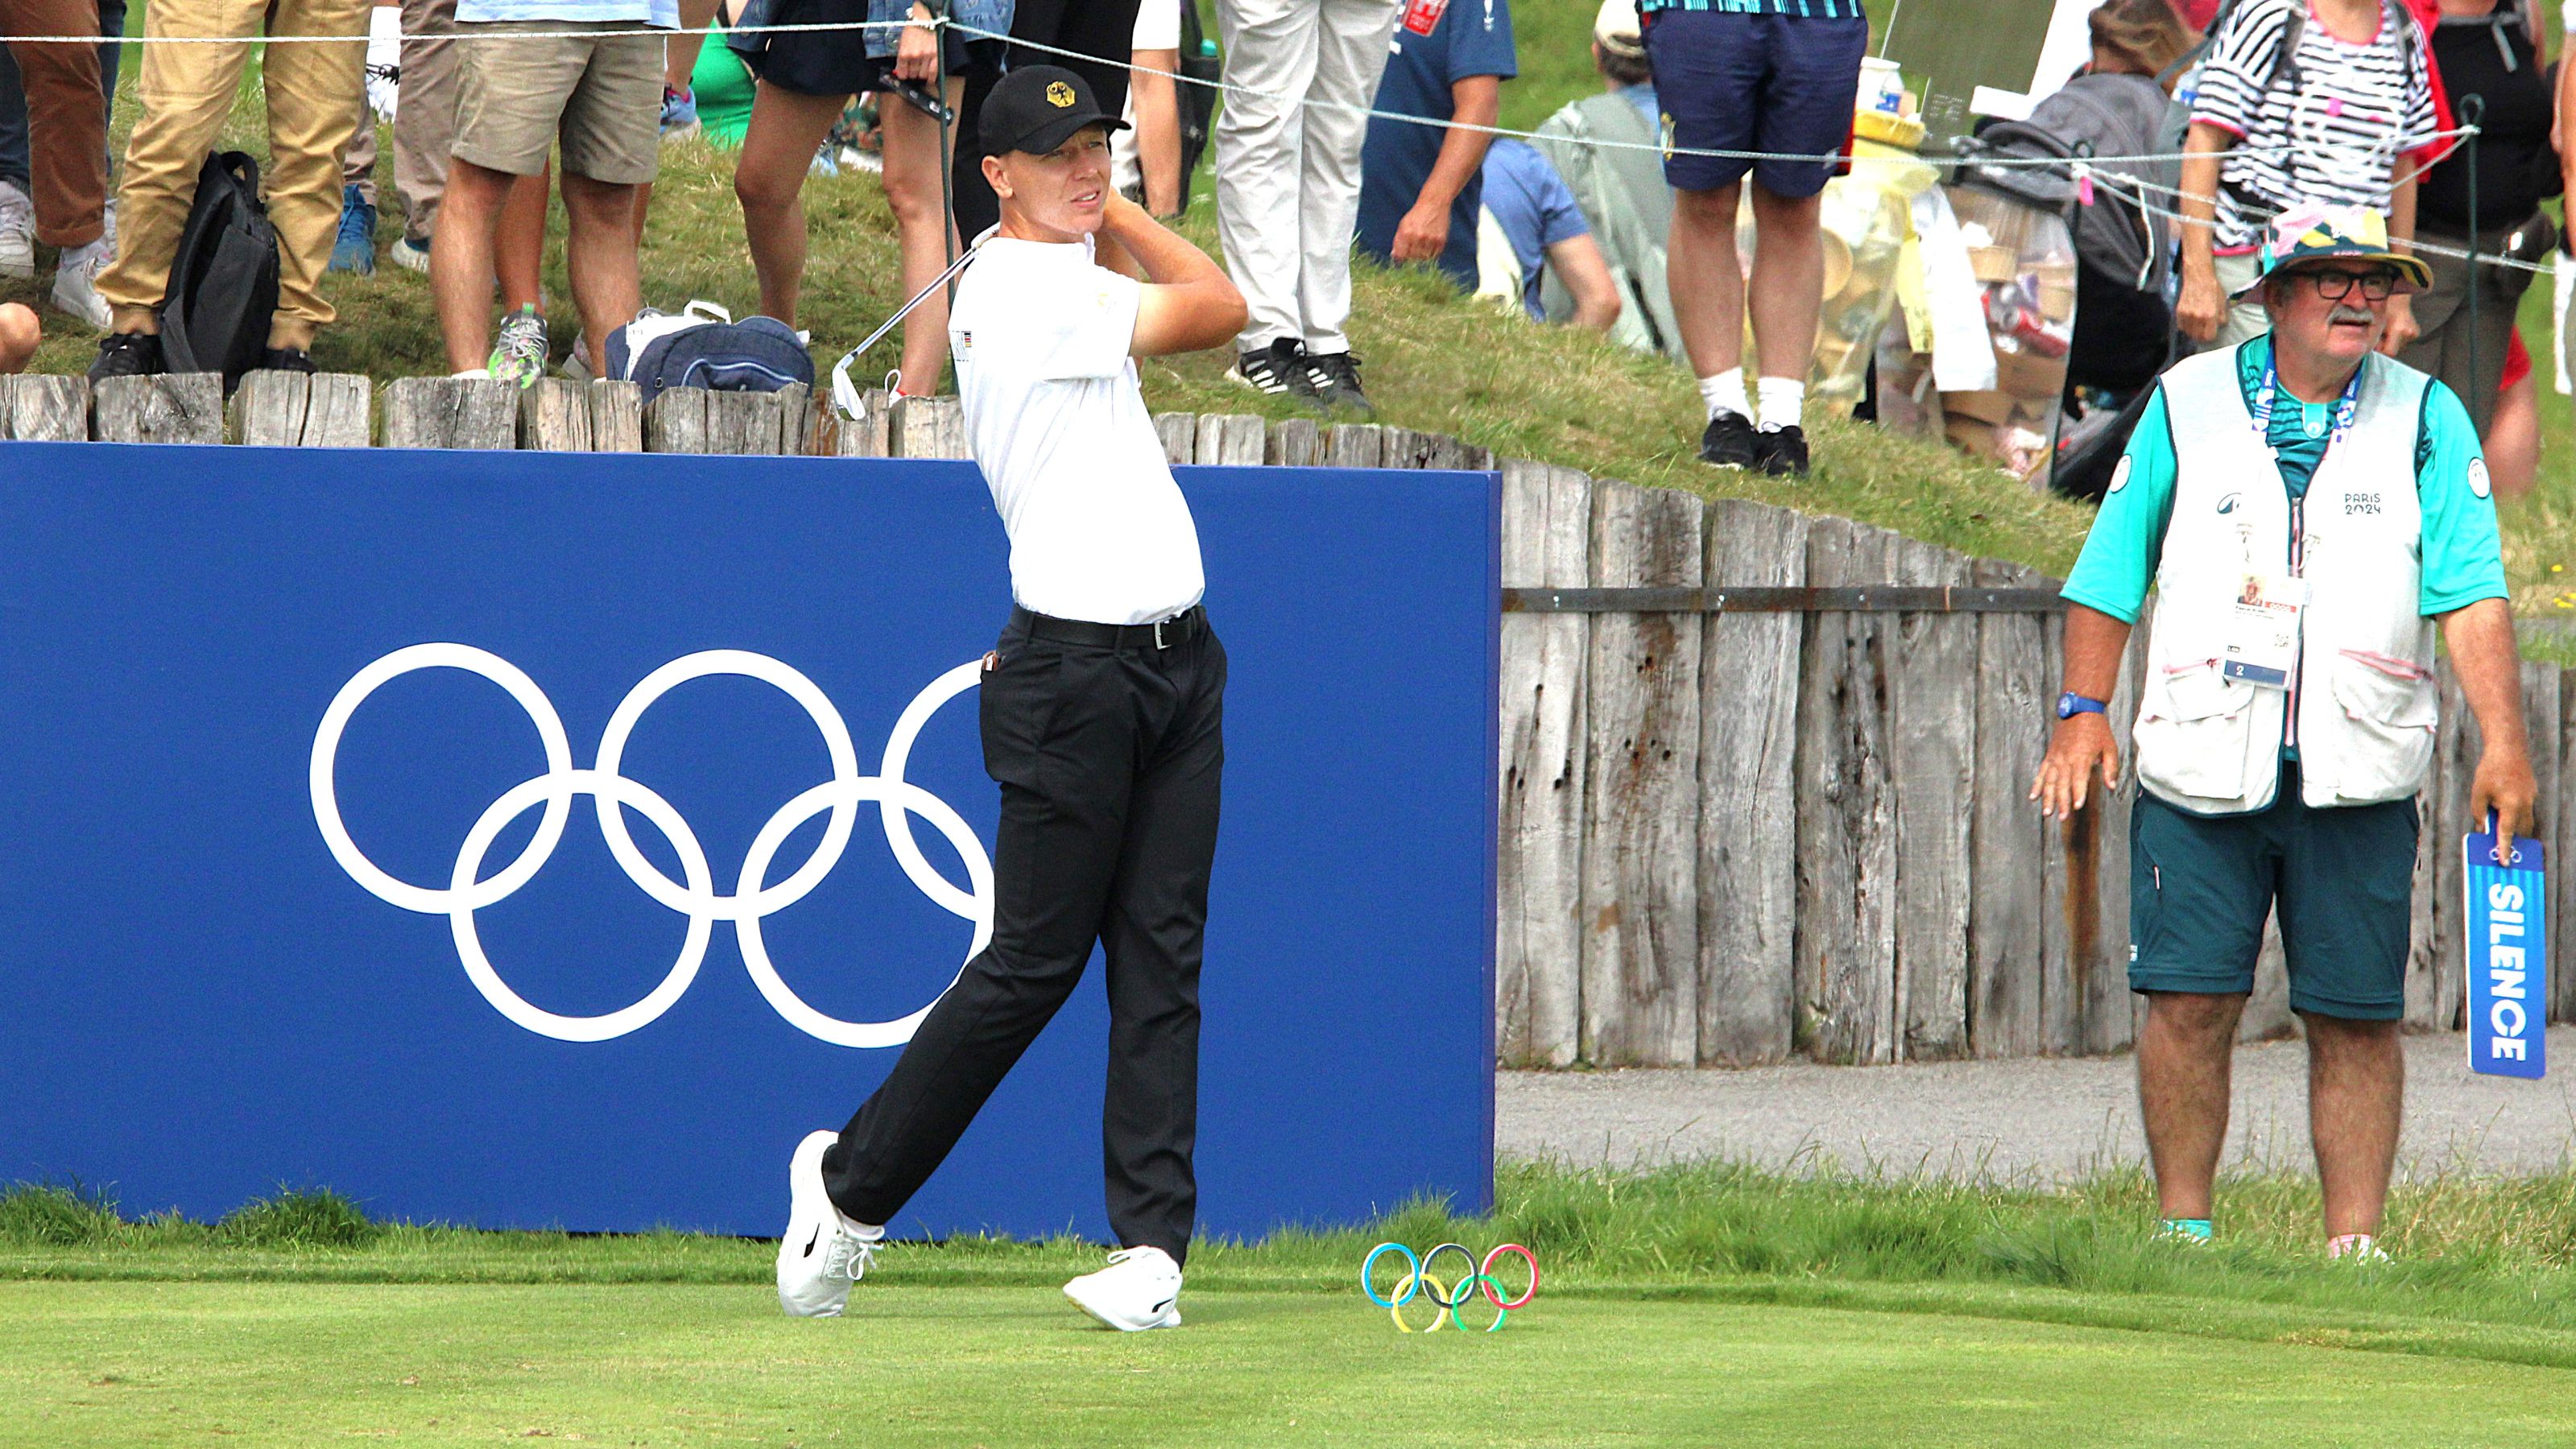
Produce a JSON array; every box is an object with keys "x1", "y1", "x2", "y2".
[
  {"x1": 453, "y1": 21, "x2": 662, "y2": 184},
  {"x1": 2212, "y1": 250, "x2": 2270, "y2": 348}
]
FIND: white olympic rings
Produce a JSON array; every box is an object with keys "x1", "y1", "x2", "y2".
[{"x1": 309, "y1": 642, "x2": 990, "y2": 1046}]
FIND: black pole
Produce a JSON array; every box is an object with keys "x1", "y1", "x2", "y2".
[{"x1": 2462, "y1": 94, "x2": 2483, "y2": 422}]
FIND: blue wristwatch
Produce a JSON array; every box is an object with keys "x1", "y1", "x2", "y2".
[{"x1": 2057, "y1": 692, "x2": 2107, "y2": 720}]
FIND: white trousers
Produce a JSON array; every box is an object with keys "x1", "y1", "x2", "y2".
[{"x1": 1212, "y1": 0, "x2": 1400, "y2": 355}]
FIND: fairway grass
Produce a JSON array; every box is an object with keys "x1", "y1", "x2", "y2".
[{"x1": 10, "y1": 1280, "x2": 2576, "y2": 1447}]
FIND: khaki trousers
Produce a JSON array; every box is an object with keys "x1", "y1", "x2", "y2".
[
  {"x1": 99, "y1": 0, "x2": 368, "y2": 347},
  {"x1": 0, "y1": 0, "x2": 105, "y2": 246},
  {"x1": 341, "y1": 0, "x2": 455, "y2": 239}
]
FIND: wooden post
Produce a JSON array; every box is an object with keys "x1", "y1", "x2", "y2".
[
  {"x1": 1267, "y1": 418, "x2": 1321, "y2": 467},
  {"x1": 774, "y1": 382, "x2": 812, "y2": 456},
  {"x1": 1967, "y1": 559, "x2": 2049, "y2": 1058},
  {"x1": 2076, "y1": 595, "x2": 2148, "y2": 1054},
  {"x1": 93, "y1": 373, "x2": 222, "y2": 444},
  {"x1": 1889, "y1": 537, "x2": 1978, "y2": 1061},
  {"x1": 231, "y1": 371, "x2": 370, "y2": 446},
  {"x1": 1578, "y1": 480, "x2": 1702, "y2": 1066},
  {"x1": 1697, "y1": 499, "x2": 1806, "y2": 1067},
  {"x1": 2406, "y1": 686, "x2": 2448, "y2": 1027},
  {"x1": 304, "y1": 375, "x2": 372, "y2": 447},
  {"x1": 1793, "y1": 518, "x2": 1900, "y2": 1063},
  {"x1": 2561, "y1": 667, "x2": 2576, "y2": 1021},
  {"x1": 1193, "y1": 413, "x2": 1264, "y2": 465},
  {"x1": 1325, "y1": 423, "x2": 1383, "y2": 469},
  {"x1": 519, "y1": 378, "x2": 594, "y2": 452},
  {"x1": 7, "y1": 374, "x2": 90, "y2": 440},
  {"x1": 2427, "y1": 663, "x2": 2473, "y2": 1030},
  {"x1": 2528, "y1": 662, "x2": 2567, "y2": 1022},
  {"x1": 891, "y1": 394, "x2": 966, "y2": 458},
  {"x1": 1497, "y1": 460, "x2": 1590, "y2": 1068},
  {"x1": 1378, "y1": 427, "x2": 1431, "y2": 469},
  {"x1": 383, "y1": 377, "x2": 515, "y2": 449},
  {"x1": 1152, "y1": 412, "x2": 1194, "y2": 464},
  {"x1": 644, "y1": 386, "x2": 711, "y2": 453},
  {"x1": 829, "y1": 387, "x2": 892, "y2": 457},
  {"x1": 705, "y1": 390, "x2": 782, "y2": 454},
  {"x1": 589, "y1": 380, "x2": 644, "y2": 452}
]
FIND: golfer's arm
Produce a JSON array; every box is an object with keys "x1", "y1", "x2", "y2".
[
  {"x1": 2440, "y1": 597, "x2": 2531, "y2": 762},
  {"x1": 1102, "y1": 197, "x2": 1248, "y2": 356},
  {"x1": 2179, "y1": 122, "x2": 2228, "y2": 272}
]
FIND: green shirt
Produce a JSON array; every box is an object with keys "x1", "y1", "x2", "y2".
[{"x1": 2062, "y1": 336, "x2": 2508, "y2": 626}]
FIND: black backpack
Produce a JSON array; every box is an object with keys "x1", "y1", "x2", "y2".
[
  {"x1": 2026, "y1": 72, "x2": 2169, "y2": 292},
  {"x1": 1176, "y1": 0, "x2": 1218, "y2": 200},
  {"x1": 159, "y1": 151, "x2": 279, "y2": 389}
]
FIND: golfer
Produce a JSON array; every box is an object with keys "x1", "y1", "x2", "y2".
[
  {"x1": 2032, "y1": 206, "x2": 2533, "y2": 1261},
  {"x1": 775, "y1": 64, "x2": 1247, "y2": 1331}
]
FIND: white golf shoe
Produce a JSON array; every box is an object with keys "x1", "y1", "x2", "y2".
[
  {"x1": 775, "y1": 1129, "x2": 882, "y2": 1318},
  {"x1": 1064, "y1": 1245, "x2": 1184, "y2": 1331},
  {"x1": 0, "y1": 181, "x2": 35, "y2": 279},
  {"x1": 52, "y1": 237, "x2": 112, "y2": 329}
]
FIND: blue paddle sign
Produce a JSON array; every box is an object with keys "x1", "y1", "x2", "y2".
[{"x1": 2465, "y1": 816, "x2": 2547, "y2": 1080}]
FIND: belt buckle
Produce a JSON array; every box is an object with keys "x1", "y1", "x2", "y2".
[{"x1": 1152, "y1": 617, "x2": 1168, "y2": 650}]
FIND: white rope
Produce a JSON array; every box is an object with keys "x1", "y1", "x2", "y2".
[
  {"x1": 0, "y1": 18, "x2": 908, "y2": 43},
  {"x1": 2083, "y1": 163, "x2": 2549, "y2": 275}
]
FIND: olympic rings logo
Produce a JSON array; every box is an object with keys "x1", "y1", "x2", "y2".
[
  {"x1": 1362, "y1": 1242, "x2": 1538, "y2": 1333},
  {"x1": 309, "y1": 642, "x2": 990, "y2": 1048}
]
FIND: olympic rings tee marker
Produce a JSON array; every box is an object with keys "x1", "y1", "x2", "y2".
[{"x1": 949, "y1": 235, "x2": 1207, "y2": 627}]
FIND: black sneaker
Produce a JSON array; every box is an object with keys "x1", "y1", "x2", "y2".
[
  {"x1": 1302, "y1": 349, "x2": 1371, "y2": 414},
  {"x1": 1753, "y1": 424, "x2": 1810, "y2": 477},
  {"x1": 1698, "y1": 410, "x2": 1755, "y2": 468},
  {"x1": 87, "y1": 330, "x2": 164, "y2": 381},
  {"x1": 1228, "y1": 337, "x2": 1314, "y2": 398},
  {"x1": 260, "y1": 346, "x2": 320, "y2": 374}
]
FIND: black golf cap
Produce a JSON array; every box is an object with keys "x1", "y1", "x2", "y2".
[{"x1": 980, "y1": 64, "x2": 1127, "y2": 158}]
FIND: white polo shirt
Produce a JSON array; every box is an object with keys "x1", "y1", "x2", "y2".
[{"x1": 949, "y1": 235, "x2": 1206, "y2": 626}]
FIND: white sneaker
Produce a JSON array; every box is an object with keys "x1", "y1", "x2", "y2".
[
  {"x1": 776, "y1": 1129, "x2": 882, "y2": 1318},
  {"x1": 1063, "y1": 1245, "x2": 1184, "y2": 1331},
  {"x1": 51, "y1": 237, "x2": 112, "y2": 329},
  {"x1": 0, "y1": 181, "x2": 35, "y2": 280}
]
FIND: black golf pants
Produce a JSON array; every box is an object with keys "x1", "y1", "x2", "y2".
[{"x1": 823, "y1": 606, "x2": 1224, "y2": 1265}]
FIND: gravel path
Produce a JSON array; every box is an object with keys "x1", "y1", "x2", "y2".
[{"x1": 1499, "y1": 1028, "x2": 2576, "y2": 1182}]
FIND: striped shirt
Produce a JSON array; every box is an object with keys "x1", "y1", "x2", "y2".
[
  {"x1": 1635, "y1": 0, "x2": 1864, "y2": 17},
  {"x1": 2192, "y1": 0, "x2": 2437, "y2": 252}
]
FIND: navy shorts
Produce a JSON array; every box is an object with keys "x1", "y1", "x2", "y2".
[
  {"x1": 2128, "y1": 764, "x2": 2419, "y2": 1021},
  {"x1": 1639, "y1": 7, "x2": 1867, "y2": 197}
]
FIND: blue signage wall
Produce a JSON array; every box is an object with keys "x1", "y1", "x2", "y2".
[{"x1": 0, "y1": 443, "x2": 1499, "y2": 1241}]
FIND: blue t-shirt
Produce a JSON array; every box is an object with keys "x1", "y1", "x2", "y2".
[
  {"x1": 1480, "y1": 139, "x2": 1590, "y2": 320},
  {"x1": 1357, "y1": 0, "x2": 1518, "y2": 291}
]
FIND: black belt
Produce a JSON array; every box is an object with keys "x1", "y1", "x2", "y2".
[{"x1": 1015, "y1": 605, "x2": 1205, "y2": 651}]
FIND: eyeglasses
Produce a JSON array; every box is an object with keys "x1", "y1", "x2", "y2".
[{"x1": 2299, "y1": 268, "x2": 2401, "y2": 302}]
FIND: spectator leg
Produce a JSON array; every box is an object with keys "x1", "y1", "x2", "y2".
[
  {"x1": 560, "y1": 168, "x2": 640, "y2": 383},
  {"x1": 1210, "y1": 0, "x2": 1320, "y2": 353},
  {"x1": 1746, "y1": 183, "x2": 1823, "y2": 385},
  {"x1": 258, "y1": 0, "x2": 370, "y2": 349},
  {"x1": 665, "y1": 0, "x2": 719, "y2": 101},
  {"x1": 2485, "y1": 366, "x2": 2538, "y2": 499},
  {"x1": 0, "y1": 44, "x2": 27, "y2": 196},
  {"x1": 1666, "y1": 181, "x2": 1746, "y2": 381},
  {"x1": 96, "y1": 0, "x2": 259, "y2": 336},
  {"x1": 1130, "y1": 47, "x2": 1180, "y2": 217},
  {"x1": 879, "y1": 74, "x2": 964, "y2": 394},
  {"x1": 431, "y1": 156, "x2": 512, "y2": 370},
  {"x1": 1291, "y1": 0, "x2": 1397, "y2": 355},
  {"x1": 2135, "y1": 990, "x2": 2243, "y2": 1222},
  {"x1": 731, "y1": 81, "x2": 844, "y2": 329},
  {"x1": 93, "y1": 0, "x2": 119, "y2": 140},
  {"x1": 498, "y1": 159, "x2": 548, "y2": 314},
  {"x1": 390, "y1": 0, "x2": 457, "y2": 245},
  {"x1": 2303, "y1": 1013, "x2": 2401, "y2": 1239},
  {"x1": 7, "y1": 0, "x2": 106, "y2": 247},
  {"x1": 342, "y1": 71, "x2": 378, "y2": 208}
]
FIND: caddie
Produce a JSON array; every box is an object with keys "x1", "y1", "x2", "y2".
[
  {"x1": 773, "y1": 64, "x2": 1248, "y2": 1331},
  {"x1": 2031, "y1": 206, "x2": 2534, "y2": 1262}
]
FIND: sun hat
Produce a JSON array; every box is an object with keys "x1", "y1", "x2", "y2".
[
  {"x1": 1593, "y1": 0, "x2": 1644, "y2": 58},
  {"x1": 2233, "y1": 204, "x2": 2433, "y2": 298}
]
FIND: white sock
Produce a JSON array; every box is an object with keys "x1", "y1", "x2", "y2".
[
  {"x1": 1756, "y1": 376, "x2": 1805, "y2": 433},
  {"x1": 1697, "y1": 367, "x2": 1750, "y2": 423},
  {"x1": 450, "y1": 367, "x2": 492, "y2": 379},
  {"x1": 59, "y1": 237, "x2": 108, "y2": 266}
]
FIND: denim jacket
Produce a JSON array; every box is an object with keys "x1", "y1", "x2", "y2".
[{"x1": 867, "y1": 0, "x2": 1013, "y2": 58}]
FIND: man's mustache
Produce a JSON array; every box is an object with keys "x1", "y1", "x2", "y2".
[{"x1": 2330, "y1": 303, "x2": 2379, "y2": 325}]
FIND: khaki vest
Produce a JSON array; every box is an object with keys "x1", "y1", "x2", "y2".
[{"x1": 2132, "y1": 341, "x2": 2438, "y2": 815}]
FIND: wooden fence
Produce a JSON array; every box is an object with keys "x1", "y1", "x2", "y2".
[{"x1": 7, "y1": 371, "x2": 2551, "y2": 1066}]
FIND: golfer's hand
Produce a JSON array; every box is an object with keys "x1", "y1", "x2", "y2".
[
  {"x1": 2469, "y1": 742, "x2": 2539, "y2": 863},
  {"x1": 895, "y1": 6, "x2": 938, "y2": 80},
  {"x1": 1392, "y1": 200, "x2": 1449, "y2": 264},
  {"x1": 2379, "y1": 293, "x2": 2419, "y2": 356},
  {"x1": 2031, "y1": 713, "x2": 2121, "y2": 820},
  {"x1": 2175, "y1": 258, "x2": 2223, "y2": 343}
]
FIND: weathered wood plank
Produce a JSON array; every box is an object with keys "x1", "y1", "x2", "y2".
[
  {"x1": 1193, "y1": 412, "x2": 1264, "y2": 466},
  {"x1": 302, "y1": 374, "x2": 373, "y2": 448},
  {"x1": 1794, "y1": 518, "x2": 1900, "y2": 1063},
  {"x1": 1497, "y1": 459, "x2": 1590, "y2": 1068},
  {"x1": 519, "y1": 378, "x2": 593, "y2": 452},
  {"x1": 1579, "y1": 480, "x2": 1703, "y2": 1066},
  {"x1": 1267, "y1": 417, "x2": 1321, "y2": 467},
  {"x1": 891, "y1": 394, "x2": 967, "y2": 458},
  {"x1": 8, "y1": 374, "x2": 89, "y2": 440},
  {"x1": 832, "y1": 387, "x2": 892, "y2": 457},
  {"x1": 1890, "y1": 537, "x2": 1978, "y2": 1060},
  {"x1": 773, "y1": 382, "x2": 812, "y2": 456},
  {"x1": 2078, "y1": 592, "x2": 2148, "y2": 1054},
  {"x1": 588, "y1": 380, "x2": 643, "y2": 453},
  {"x1": 2039, "y1": 602, "x2": 2079, "y2": 1054},
  {"x1": 1325, "y1": 423, "x2": 1383, "y2": 469},
  {"x1": 383, "y1": 376, "x2": 515, "y2": 449},
  {"x1": 1697, "y1": 499, "x2": 1807, "y2": 1066},
  {"x1": 2427, "y1": 663, "x2": 2473, "y2": 1030},
  {"x1": 2407, "y1": 680, "x2": 2448, "y2": 1028},
  {"x1": 1457, "y1": 442, "x2": 1497, "y2": 471},
  {"x1": 705, "y1": 389, "x2": 781, "y2": 454},
  {"x1": 1152, "y1": 412, "x2": 1194, "y2": 464},
  {"x1": 1969, "y1": 559, "x2": 2048, "y2": 1058},
  {"x1": 93, "y1": 373, "x2": 221, "y2": 444},
  {"x1": 1377, "y1": 426, "x2": 1429, "y2": 469},
  {"x1": 2533, "y1": 662, "x2": 2570, "y2": 1023},
  {"x1": 228, "y1": 370, "x2": 307, "y2": 446},
  {"x1": 643, "y1": 386, "x2": 711, "y2": 454}
]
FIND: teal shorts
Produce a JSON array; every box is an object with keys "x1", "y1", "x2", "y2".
[{"x1": 2129, "y1": 763, "x2": 2418, "y2": 1021}]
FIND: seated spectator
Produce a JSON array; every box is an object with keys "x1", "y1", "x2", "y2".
[
  {"x1": 2396, "y1": 0, "x2": 2556, "y2": 439},
  {"x1": 0, "y1": 299, "x2": 36, "y2": 372},
  {"x1": 1356, "y1": 0, "x2": 1515, "y2": 294},
  {"x1": 2045, "y1": 0, "x2": 2189, "y2": 402},
  {"x1": 429, "y1": 0, "x2": 669, "y2": 383},
  {"x1": 1475, "y1": 138, "x2": 1619, "y2": 333},
  {"x1": 0, "y1": 0, "x2": 115, "y2": 328},
  {"x1": 89, "y1": 0, "x2": 368, "y2": 378},
  {"x1": 1534, "y1": 0, "x2": 1681, "y2": 361},
  {"x1": 2177, "y1": 0, "x2": 2439, "y2": 350}
]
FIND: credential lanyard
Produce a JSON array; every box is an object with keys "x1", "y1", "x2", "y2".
[{"x1": 2247, "y1": 354, "x2": 2363, "y2": 449}]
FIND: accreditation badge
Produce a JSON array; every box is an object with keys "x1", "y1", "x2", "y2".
[
  {"x1": 2218, "y1": 572, "x2": 2305, "y2": 689},
  {"x1": 2466, "y1": 820, "x2": 2548, "y2": 1079}
]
